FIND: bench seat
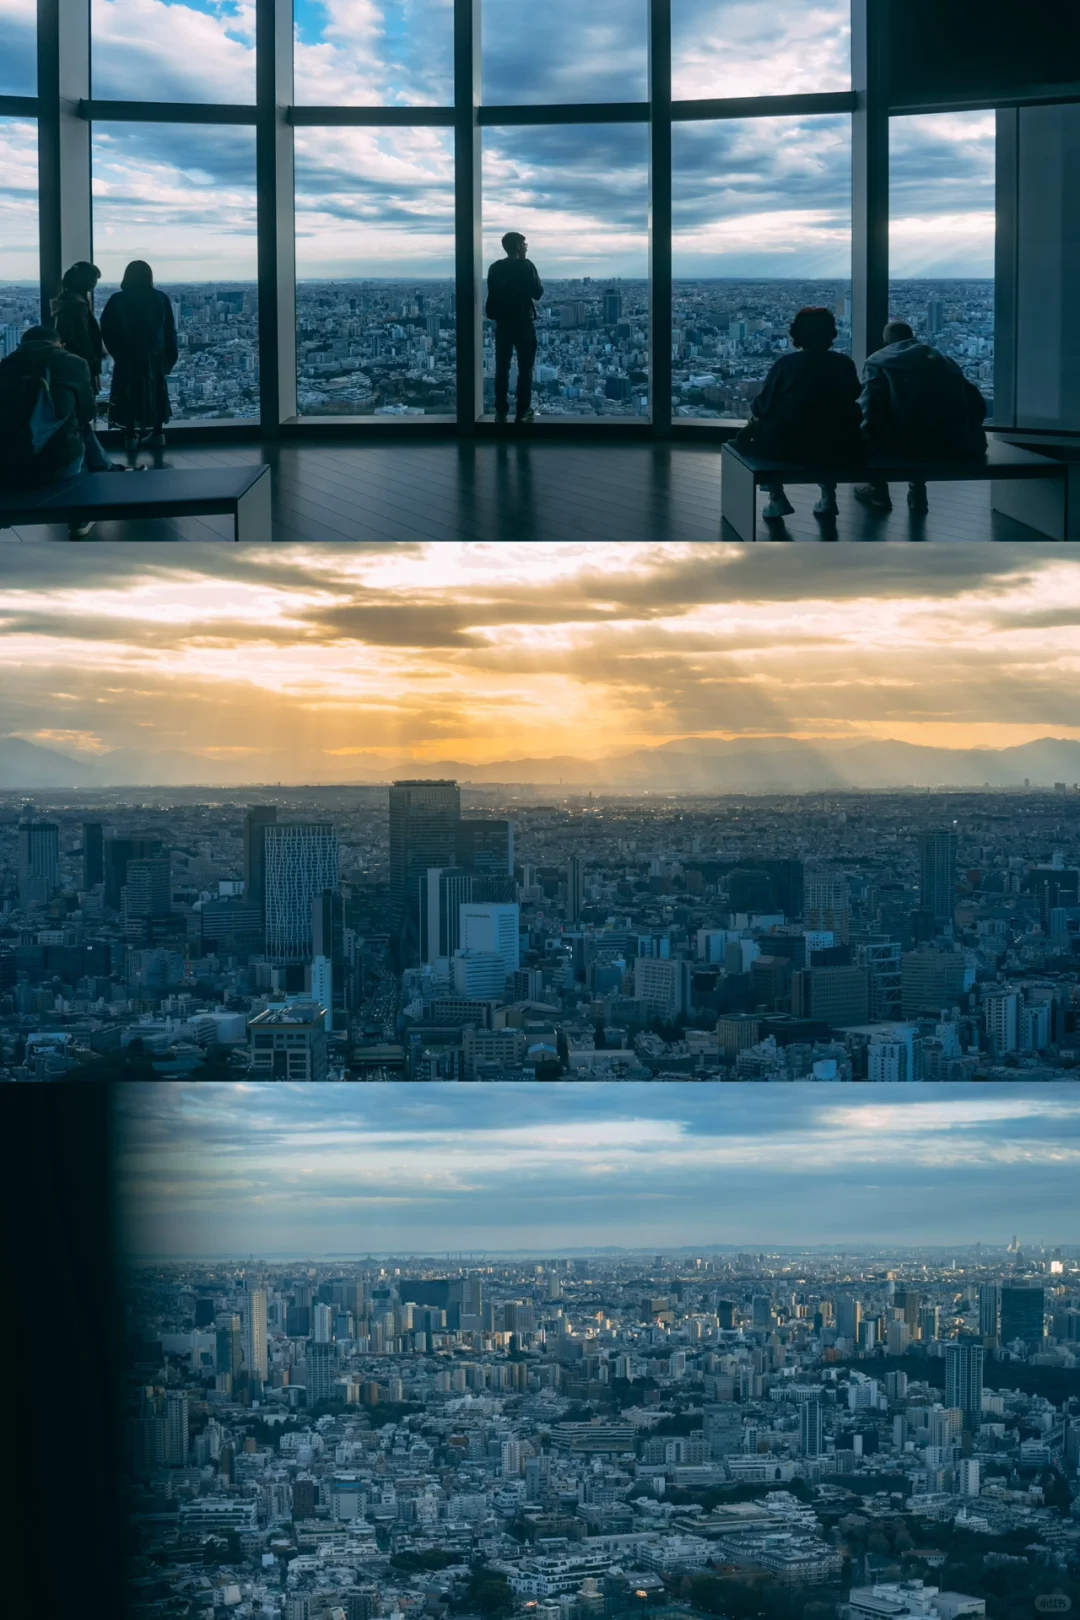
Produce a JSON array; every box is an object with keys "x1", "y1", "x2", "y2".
[
  {"x1": 720, "y1": 437, "x2": 1076, "y2": 541},
  {"x1": 0, "y1": 465, "x2": 271, "y2": 542}
]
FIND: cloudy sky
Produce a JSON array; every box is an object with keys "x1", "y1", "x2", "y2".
[
  {"x1": 2, "y1": 541, "x2": 1079, "y2": 780},
  {"x1": 1, "y1": 0, "x2": 994, "y2": 281},
  {"x1": 114, "y1": 1083, "x2": 1080, "y2": 1258}
]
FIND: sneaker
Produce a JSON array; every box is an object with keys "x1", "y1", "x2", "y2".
[
  {"x1": 854, "y1": 483, "x2": 893, "y2": 512},
  {"x1": 762, "y1": 492, "x2": 795, "y2": 520},
  {"x1": 516, "y1": 408, "x2": 536, "y2": 424},
  {"x1": 68, "y1": 521, "x2": 95, "y2": 538},
  {"x1": 813, "y1": 491, "x2": 839, "y2": 517},
  {"x1": 907, "y1": 485, "x2": 929, "y2": 514}
]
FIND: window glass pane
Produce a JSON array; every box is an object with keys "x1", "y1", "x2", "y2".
[
  {"x1": 673, "y1": 114, "x2": 851, "y2": 419},
  {"x1": 91, "y1": 0, "x2": 256, "y2": 102},
  {"x1": 672, "y1": 0, "x2": 850, "y2": 101},
  {"x1": 890, "y1": 111, "x2": 995, "y2": 414},
  {"x1": 482, "y1": 125, "x2": 649, "y2": 419},
  {"x1": 294, "y1": 127, "x2": 456, "y2": 417},
  {"x1": 0, "y1": 0, "x2": 36, "y2": 95},
  {"x1": 294, "y1": 0, "x2": 453, "y2": 106},
  {"x1": 482, "y1": 0, "x2": 647, "y2": 105},
  {"x1": 0, "y1": 118, "x2": 39, "y2": 350},
  {"x1": 92, "y1": 124, "x2": 259, "y2": 421}
]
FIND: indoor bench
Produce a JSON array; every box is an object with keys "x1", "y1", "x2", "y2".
[
  {"x1": 0, "y1": 464, "x2": 271, "y2": 542},
  {"x1": 720, "y1": 437, "x2": 1076, "y2": 542}
]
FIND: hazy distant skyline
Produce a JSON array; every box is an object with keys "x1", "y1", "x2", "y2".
[
  {"x1": 115, "y1": 1084, "x2": 1080, "y2": 1258},
  {"x1": 1, "y1": 1, "x2": 993, "y2": 280},
  {"x1": 2, "y1": 543, "x2": 1079, "y2": 782}
]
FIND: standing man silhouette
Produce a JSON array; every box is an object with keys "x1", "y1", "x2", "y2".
[{"x1": 486, "y1": 231, "x2": 543, "y2": 424}]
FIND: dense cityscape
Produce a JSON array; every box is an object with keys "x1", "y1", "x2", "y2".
[
  {"x1": 120, "y1": 1246, "x2": 1080, "y2": 1620},
  {"x1": 0, "y1": 279, "x2": 994, "y2": 423},
  {"x1": 3, "y1": 780, "x2": 1078, "y2": 1081}
]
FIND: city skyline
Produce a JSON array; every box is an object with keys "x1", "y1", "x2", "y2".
[
  {"x1": 2, "y1": 543, "x2": 1080, "y2": 781},
  {"x1": 115, "y1": 1084, "x2": 1080, "y2": 1256}
]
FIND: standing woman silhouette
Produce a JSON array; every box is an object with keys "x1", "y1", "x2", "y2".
[{"x1": 100, "y1": 260, "x2": 178, "y2": 452}]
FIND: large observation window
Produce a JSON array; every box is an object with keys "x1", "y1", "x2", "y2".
[
  {"x1": 482, "y1": 123, "x2": 650, "y2": 419},
  {"x1": 481, "y1": 0, "x2": 648, "y2": 105},
  {"x1": 889, "y1": 110, "x2": 995, "y2": 414},
  {"x1": 91, "y1": 0, "x2": 257, "y2": 102},
  {"x1": 671, "y1": 0, "x2": 851, "y2": 101},
  {"x1": 295, "y1": 126, "x2": 456, "y2": 417},
  {"x1": 673, "y1": 114, "x2": 852, "y2": 419},
  {"x1": 293, "y1": 0, "x2": 454, "y2": 106},
  {"x1": 0, "y1": 116, "x2": 39, "y2": 348},
  {"x1": 92, "y1": 123, "x2": 260, "y2": 421}
]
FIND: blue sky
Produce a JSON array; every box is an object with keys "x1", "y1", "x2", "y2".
[
  {"x1": 0, "y1": 1, "x2": 995, "y2": 281},
  {"x1": 114, "y1": 1085, "x2": 1080, "y2": 1259}
]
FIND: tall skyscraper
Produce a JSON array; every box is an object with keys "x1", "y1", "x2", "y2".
[
  {"x1": 165, "y1": 1390, "x2": 189, "y2": 1466},
  {"x1": 804, "y1": 869, "x2": 850, "y2": 941},
  {"x1": 264, "y1": 823, "x2": 338, "y2": 960},
  {"x1": 82, "y1": 822, "x2": 104, "y2": 890},
  {"x1": 103, "y1": 835, "x2": 163, "y2": 909},
  {"x1": 978, "y1": 1282, "x2": 1001, "y2": 1340},
  {"x1": 566, "y1": 855, "x2": 585, "y2": 922},
  {"x1": 311, "y1": 887, "x2": 351, "y2": 1023},
  {"x1": 944, "y1": 1338, "x2": 983, "y2": 1416},
  {"x1": 1000, "y1": 1284, "x2": 1045, "y2": 1345},
  {"x1": 799, "y1": 1398, "x2": 823, "y2": 1457},
  {"x1": 243, "y1": 1286, "x2": 268, "y2": 1381},
  {"x1": 389, "y1": 780, "x2": 461, "y2": 964},
  {"x1": 836, "y1": 1295, "x2": 862, "y2": 1343},
  {"x1": 216, "y1": 1316, "x2": 243, "y2": 1385},
  {"x1": 459, "y1": 902, "x2": 520, "y2": 978},
  {"x1": 17, "y1": 817, "x2": 60, "y2": 908},
  {"x1": 244, "y1": 805, "x2": 278, "y2": 930},
  {"x1": 422, "y1": 866, "x2": 474, "y2": 963},
  {"x1": 307, "y1": 1341, "x2": 336, "y2": 1404},
  {"x1": 603, "y1": 288, "x2": 623, "y2": 323},
  {"x1": 123, "y1": 857, "x2": 172, "y2": 919},
  {"x1": 456, "y1": 818, "x2": 514, "y2": 878},
  {"x1": 893, "y1": 1287, "x2": 922, "y2": 1330},
  {"x1": 919, "y1": 830, "x2": 958, "y2": 924}
]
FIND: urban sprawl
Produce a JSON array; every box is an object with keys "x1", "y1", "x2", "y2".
[
  {"x1": 122, "y1": 1248, "x2": 1080, "y2": 1620},
  {"x1": 3, "y1": 783, "x2": 1079, "y2": 1080}
]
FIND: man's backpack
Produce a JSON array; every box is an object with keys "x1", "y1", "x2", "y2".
[{"x1": 0, "y1": 364, "x2": 74, "y2": 484}]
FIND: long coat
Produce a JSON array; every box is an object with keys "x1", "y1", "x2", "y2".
[
  {"x1": 100, "y1": 286, "x2": 178, "y2": 429},
  {"x1": 52, "y1": 290, "x2": 105, "y2": 387}
]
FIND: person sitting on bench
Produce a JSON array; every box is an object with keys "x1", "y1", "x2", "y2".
[
  {"x1": 855, "y1": 320, "x2": 988, "y2": 514},
  {"x1": 0, "y1": 325, "x2": 122, "y2": 536},
  {"x1": 735, "y1": 305, "x2": 862, "y2": 521}
]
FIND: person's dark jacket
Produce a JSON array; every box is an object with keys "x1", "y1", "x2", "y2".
[
  {"x1": 860, "y1": 338, "x2": 987, "y2": 458},
  {"x1": 101, "y1": 286, "x2": 178, "y2": 430},
  {"x1": 51, "y1": 289, "x2": 105, "y2": 385},
  {"x1": 740, "y1": 347, "x2": 863, "y2": 462},
  {"x1": 0, "y1": 339, "x2": 95, "y2": 488},
  {"x1": 485, "y1": 258, "x2": 544, "y2": 325}
]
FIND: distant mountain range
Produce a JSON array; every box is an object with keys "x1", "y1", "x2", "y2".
[{"x1": 3, "y1": 733, "x2": 1080, "y2": 792}]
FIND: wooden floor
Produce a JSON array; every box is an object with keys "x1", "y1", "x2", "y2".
[{"x1": 0, "y1": 437, "x2": 1058, "y2": 544}]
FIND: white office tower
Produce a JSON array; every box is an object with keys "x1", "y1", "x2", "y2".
[
  {"x1": 452, "y1": 951, "x2": 507, "y2": 999},
  {"x1": 959, "y1": 1458, "x2": 980, "y2": 1496},
  {"x1": 264, "y1": 822, "x2": 339, "y2": 960},
  {"x1": 311, "y1": 955, "x2": 333, "y2": 1012},
  {"x1": 243, "y1": 1286, "x2": 268, "y2": 1380},
  {"x1": 460, "y1": 901, "x2": 520, "y2": 976},
  {"x1": 314, "y1": 1302, "x2": 333, "y2": 1343}
]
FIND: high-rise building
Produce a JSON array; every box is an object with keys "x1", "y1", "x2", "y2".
[
  {"x1": 983, "y1": 990, "x2": 1020, "y2": 1055},
  {"x1": 82, "y1": 822, "x2": 104, "y2": 890},
  {"x1": 313, "y1": 1302, "x2": 333, "y2": 1343},
  {"x1": 452, "y1": 951, "x2": 508, "y2": 1000},
  {"x1": 243, "y1": 1286, "x2": 268, "y2": 1381},
  {"x1": 311, "y1": 887, "x2": 351, "y2": 1023},
  {"x1": 566, "y1": 855, "x2": 585, "y2": 922},
  {"x1": 978, "y1": 1282, "x2": 1001, "y2": 1340},
  {"x1": 900, "y1": 947, "x2": 966, "y2": 1017},
  {"x1": 243, "y1": 805, "x2": 278, "y2": 931},
  {"x1": 704, "y1": 1401, "x2": 742, "y2": 1457},
  {"x1": 1000, "y1": 1284, "x2": 1045, "y2": 1345},
  {"x1": 804, "y1": 870, "x2": 850, "y2": 941},
  {"x1": 926, "y1": 296, "x2": 944, "y2": 337},
  {"x1": 307, "y1": 1341, "x2": 336, "y2": 1404},
  {"x1": 103, "y1": 835, "x2": 163, "y2": 909},
  {"x1": 123, "y1": 857, "x2": 172, "y2": 919},
  {"x1": 634, "y1": 955, "x2": 686, "y2": 1020},
  {"x1": 944, "y1": 1339, "x2": 983, "y2": 1416},
  {"x1": 459, "y1": 902, "x2": 520, "y2": 977},
  {"x1": 919, "y1": 830, "x2": 958, "y2": 924},
  {"x1": 836, "y1": 1296, "x2": 861, "y2": 1343},
  {"x1": 217, "y1": 1316, "x2": 243, "y2": 1385},
  {"x1": 422, "y1": 866, "x2": 474, "y2": 963},
  {"x1": 165, "y1": 1391, "x2": 189, "y2": 1466},
  {"x1": 603, "y1": 288, "x2": 623, "y2": 324},
  {"x1": 456, "y1": 818, "x2": 514, "y2": 877},
  {"x1": 792, "y1": 964, "x2": 870, "y2": 1026},
  {"x1": 958, "y1": 1458, "x2": 980, "y2": 1496},
  {"x1": 893, "y1": 1287, "x2": 922, "y2": 1329},
  {"x1": 800, "y1": 1398, "x2": 823, "y2": 1457},
  {"x1": 264, "y1": 822, "x2": 338, "y2": 960},
  {"x1": 389, "y1": 780, "x2": 461, "y2": 964},
  {"x1": 17, "y1": 818, "x2": 60, "y2": 908},
  {"x1": 856, "y1": 939, "x2": 903, "y2": 1021}
]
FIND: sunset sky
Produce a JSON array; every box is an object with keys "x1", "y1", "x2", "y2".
[
  {"x1": 115, "y1": 1083, "x2": 1080, "y2": 1256},
  {"x1": 2, "y1": 541, "x2": 1079, "y2": 782}
]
